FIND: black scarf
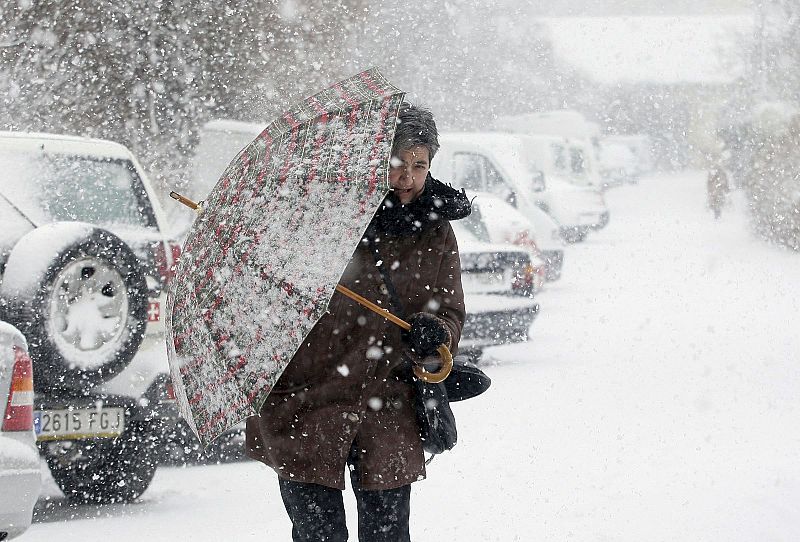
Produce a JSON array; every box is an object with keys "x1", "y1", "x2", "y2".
[{"x1": 369, "y1": 174, "x2": 472, "y2": 237}]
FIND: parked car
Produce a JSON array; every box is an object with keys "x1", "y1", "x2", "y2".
[
  {"x1": 452, "y1": 222, "x2": 539, "y2": 359},
  {"x1": 0, "y1": 321, "x2": 40, "y2": 540},
  {"x1": 0, "y1": 131, "x2": 181, "y2": 504},
  {"x1": 430, "y1": 132, "x2": 609, "y2": 244},
  {"x1": 461, "y1": 192, "x2": 565, "y2": 283}
]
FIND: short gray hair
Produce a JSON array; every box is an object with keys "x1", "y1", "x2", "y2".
[{"x1": 392, "y1": 103, "x2": 439, "y2": 162}]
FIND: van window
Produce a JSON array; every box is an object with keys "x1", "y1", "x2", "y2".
[
  {"x1": 453, "y1": 152, "x2": 485, "y2": 191},
  {"x1": 452, "y1": 152, "x2": 506, "y2": 195},
  {"x1": 551, "y1": 144, "x2": 567, "y2": 171},
  {"x1": 570, "y1": 147, "x2": 586, "y2": 176}
]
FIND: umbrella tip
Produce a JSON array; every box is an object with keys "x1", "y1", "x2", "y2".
[{"x1": 170, "y1": 191, "x2": 203, "y2": 213}]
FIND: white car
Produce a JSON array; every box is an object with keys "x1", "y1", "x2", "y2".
[
  {"x1": 452, "y1": 222, "x2": 539, "y2": 357},
  {"x1": 460, "y1": 192, "x2": 565, "y2": 283},
  {"x1": 0, "y1": 321, "x2": 40, "y2": 540},
  {"x1": 430, "y1": 132, "x2": 609, "y2": 244},
  {"x1": 0, "y1": 132, "x2": 180, "y2": 503}
]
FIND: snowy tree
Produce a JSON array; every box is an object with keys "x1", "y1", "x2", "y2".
[
  {"x1": 752, "y1": 0, "x2": 800, "y2": 102},
  {"x1": 730, "y1": 1, "x2": 800, "y2": 249},
  {"x1": 0, "y1": 0, "x2": 366, "y2": 204}
]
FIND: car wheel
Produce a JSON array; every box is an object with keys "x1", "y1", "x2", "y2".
[
  {"x1": 1, "y1": 223, "x2": 148, "y2": 391},
  {"x1": 43, "y1": 421, "x2": 158, "y2": 504}
]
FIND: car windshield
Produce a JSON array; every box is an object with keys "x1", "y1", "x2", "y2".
[
  {"x1": 457, "y1": 204, "x2": 493, "y2": 244},
  {"x1": 0, "y1": 149, "x2": 154, "y2": 229}
]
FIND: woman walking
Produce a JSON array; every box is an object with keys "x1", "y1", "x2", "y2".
[{"x1": 246, "y1": 103, "x2": 471, "y2": 541}]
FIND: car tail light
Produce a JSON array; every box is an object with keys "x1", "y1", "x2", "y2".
[
  {"x1": 165, "y1": 380, "x2": 177, "y2": 402},
  {"x1": 155, "y1": 241, "x2": 182, "y2": 284},
  {"x1": 3, "y1": 346, "x2": 34, "y2": 432},
  {"x1": 512, "y1": 263, "x2": 536, "y2": 293},
  {"x1": 510, "y1": 230, "x2": 541, "y2": 256}
]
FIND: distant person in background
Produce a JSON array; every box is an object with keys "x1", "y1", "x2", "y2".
[{"x1": 707, "y1": 166, "x2": 730, "y2": 219}]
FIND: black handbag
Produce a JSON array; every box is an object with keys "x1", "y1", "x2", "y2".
[
  {"x1": 412, "y1": 354, "x2": 490, "y2": 455},
  {"x1": 411, "y1": 372, "x2": 457, "y2": 455},
  {"x1": 445, "y1": 354, "x2": 492, "y2": 402}
]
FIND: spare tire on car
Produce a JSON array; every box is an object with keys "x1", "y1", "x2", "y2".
[{"x1": 0, "y1": 222, "x2": 148, "y2": 392}]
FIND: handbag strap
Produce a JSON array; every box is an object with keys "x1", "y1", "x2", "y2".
[
  {"x1": 367, "y1": 234, "x2": 444, "y2": 465},
  {"x1": 366, "y1": 235, "x2": 406, "y2": 320}
]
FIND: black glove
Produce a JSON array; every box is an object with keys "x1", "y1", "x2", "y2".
[{"x1": 405, "y1": 313, "x2": 450, "y2": 357}]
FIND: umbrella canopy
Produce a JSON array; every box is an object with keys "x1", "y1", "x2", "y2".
[{"x1": 167, "y1": 68, "x2": 405, "y2": 446}]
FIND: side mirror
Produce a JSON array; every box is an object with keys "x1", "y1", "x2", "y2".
[
  {"x1": 531, "y1": 171, "x2": 546, "y2": 192},
  {"x1": 505, "y1": 190, "x2": 517, "y2": 208}
]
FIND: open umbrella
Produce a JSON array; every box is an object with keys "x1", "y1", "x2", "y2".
[{"x1": 166, "y1": 69, "x2": 449, "y2": 447}]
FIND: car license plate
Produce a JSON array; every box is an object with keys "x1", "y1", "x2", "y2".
[
  {"x1": 462, "y1": 272, "x2": 506, "y2": 293},
  {"x1": 34, "y1": 407, "x2": 126, "y2": 441}
]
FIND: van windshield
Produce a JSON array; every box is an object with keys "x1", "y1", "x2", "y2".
[{"x1": 0, "y1": 149, "x2": 155, "y2": 228}]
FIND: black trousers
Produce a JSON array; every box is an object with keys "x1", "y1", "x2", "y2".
[{"x1": 278, "y1": 470, "x2": 411, "y2": 542}]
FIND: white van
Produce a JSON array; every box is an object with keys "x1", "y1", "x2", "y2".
[
  {"x1": 494, "y1": 110, "x2": 601, "y2": 141},
  {"x1": 430, "y1": 132, "x2": 609, "y2": 243},
  {"x1": 192, "y1": 119, "x2": 265, "y2": 200},
  {"x1": 494, "y1": 111, "x2": 606, "y2": 190},
  {"x1": 519, "y1": 133, "x2": 604, "y2": 189}
]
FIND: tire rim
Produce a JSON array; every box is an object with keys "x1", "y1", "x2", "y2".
[{"x1": 47, "y1": 257, "x2": 130, "y2": 361}]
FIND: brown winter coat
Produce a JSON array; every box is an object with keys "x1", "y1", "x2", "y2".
[{"x1": 245, "y1": 220, "x2": 465, "y2": 490}]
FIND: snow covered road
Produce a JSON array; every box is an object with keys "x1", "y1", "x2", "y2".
[{"x1": 26, "y1": 171, "x2": 800, "y2": 541}]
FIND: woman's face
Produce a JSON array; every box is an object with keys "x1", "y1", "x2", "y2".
[{"x1": 389, "y1": 145, "x2": 430, "y2": 204}]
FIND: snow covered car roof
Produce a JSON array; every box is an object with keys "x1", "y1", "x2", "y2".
[
  {"x1": 464, "y1": 191, "x2": 564, "y2": 251},
  {"x1": 0, "y1": 131, "x2": 135, "y2": 161}
]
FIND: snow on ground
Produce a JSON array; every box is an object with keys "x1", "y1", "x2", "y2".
[{"x1": 26, "y1": 171, "x2": 800, "y2": 541}]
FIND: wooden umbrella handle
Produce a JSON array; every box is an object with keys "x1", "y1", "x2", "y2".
[
  {"x1": 417, "y1": 345, "x2": 453, "y2": 384},
  {"x1": 170, "y1": 191, "x2": 204, "y2": 214},
  {"x1": 334, "y1": 284, "x2": 452, "y2": 383}
]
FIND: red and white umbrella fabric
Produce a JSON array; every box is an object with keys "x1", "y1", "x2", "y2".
[{"x1": 166, "y1": 69, "x2": 405, "y2": 445}]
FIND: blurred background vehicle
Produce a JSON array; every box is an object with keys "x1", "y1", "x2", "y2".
[
  {"x1": 192, "y1": 119, "x2": 264, "y2": 202},
  {"x1": 516, "y1": 133, "x2": 605, "y2": 190},
  {"x1": 0, "y1": 131, "x2": 180, "y2": 504},
  {"x1": 493, "y1": 110, "x2": 605, "y2": 188},
  {"x1": 596, "y1": 134, "x2": 654, "y2": 186},
  {"x1": 601, "y1": 135, "x2": 653, "y2": 176},
  {"x1": 0, "y1": 320, "x2": 40, "y2": 540},
  {"x1": 452, "y1": 222, "x2": 539, "y2": 361},
  {"x1": 597, "y1": 139, "x2": 641, "y2": 186},
  {"x1": 461, "y1": 192, "x2": 565, "y2": 283},
  {"x1": 431, "y1": 132, "x2": 609, "y2": 244}
]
